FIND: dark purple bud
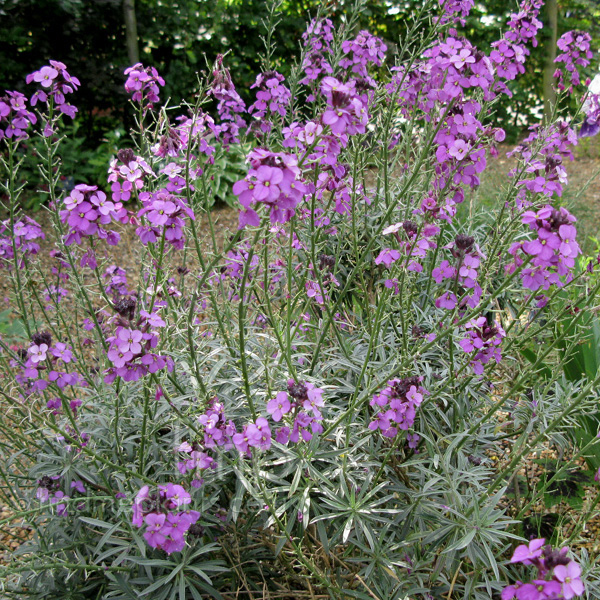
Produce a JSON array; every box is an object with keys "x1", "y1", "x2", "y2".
[
  {"x1": 32, "y1": 330, "x2": 52, "y2": 347},
  {"x1": 113, "y1": 297, "x2": 136, "y2": 320},
  {"x1": 188, "y1": 523, "x2": 204, "y2": 538},
  {"x1": 411, "y1": 325, "x2": 423, "y2": 338},
  {"x1": 392, "y1": 376, "x2": 420, "y2": 398},
  {"x1": 117, "y1": 148, "x2": 136, "y2": 165},
  {"x1": 331, "y1": 90, "x2": 352, "y2": 108},
  {"x1": 319, "y1": 254, "x2": 335, "y2": 270},
  {"x1": 288, "y1": 381, "x2": 308, "y2": 401},
  {"x1": 455, "y1": 234, "x2": 475, "y2": 252},
  {"x1": 402, "y1": 221, "x2": 418, "y2": 237}
]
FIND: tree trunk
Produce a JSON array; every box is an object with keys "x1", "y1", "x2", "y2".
[
  {"x1": 123, "y1": 0, "x2": 140, "y2": 66},
  {"x1": 543, "y1": 0, "x2": 558, "y2": 121}
]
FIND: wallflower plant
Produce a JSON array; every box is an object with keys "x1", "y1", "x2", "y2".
[{"x1": 0, "y1": 0, "x2": 599, "y2": 598}]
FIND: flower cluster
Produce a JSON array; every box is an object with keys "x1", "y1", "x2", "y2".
[
  {"x1": 132, "y1": 484, "x2": 200, "y2": 554},
  {"x1": 321, "y1": 77, "x2": 368, "y2": 138},
  {"x1": 376, "y1": 221, "x2": 439, "y2": 273},
  {"x1": 339, "y1": 31, "x2": 387, "y2": 83},
  {"x1": 36, "y1": 475, "x2": 71, "y2": 516},
  {"x1": 494, "y1": 0, "x2": 543, "y2": 84},
  {"x1": 300, "y1": 18, "x2": 335, "y2": 88},
  {"x1": 108, "y1": 147, "x2": 155, "y2": 202},
  {"x1": 196, "y1": 399, "x2": 236, "y2": 451},
  {"x1": 168, "y1": 110, "x2": 216, "y2": 161},
  {"x1": 233, "y1": 149, "x2": 306, "y2": 227},
  {"x1": 267, "y1": 380, "x2": 326, "y2": 444},
  {"x1": 248, "y1": 71, "x2": 291, "y2": 127},
  {"x1": 187, "y1": 385, "x2": 323, "y2": 461},
  {"x1": 208, "y1": 55, "x2": 247, "y2": 146},
  {"x1": 385, "y1": 0, "x2": 544, "y2": 225},
  {"x1": 124, "y1": 63, "x2": 165, "y2": 109},
  {"x1": 60, "y1": 184, "x2": 124, "y2": 246},
  {"x1": 502, "y1": 539, "x2": 585, "y2": 600},
  {"x1": 512, "y1": 127, "x2": 575, "y2": 206},
  {"x1": 136, "y1": 188, "x2": 195, "y2": 250},
  {"x1": 509, "y1": 205, "x2": 581, "y2": 292},
  {"x1": 0, "y1": 91, "x2": 37, "y2": 140},
  {"x1": 176, "y1": 441, "x2": 217, "y2": 487},
  {"x1": 369, "y1": 376, "x2": 426, "y2": 437},
  {"x1": 433, "y1": 234, "x2": 483, "y2": 310},
  {"x1": 15, "y1": 330, "x2": 84, "y2": 396},
  {"x1": 0, "y1": 216, "x2": 45, "y2": 268},
  {"x1": 436, "y1": 0, "x2": 475, "y2": 26},
  {"x1": 554, "y1": 31, "x2": 593, "y2": 90},
  {"x1": 105, "y1": 314, "x2": 172, "y2": 383},
  {"x1": 27, "y1": 61, "x2": 80, "y2": 120},
  {"x1": 103, "y1": 265, "x2": 132, "y2": 299},
  {"x1": 388, "y1": 26, "x2": 517, "y2": 223},
  {"x1": 459, "y1": 316, "x2": 505, "y2": 375}
]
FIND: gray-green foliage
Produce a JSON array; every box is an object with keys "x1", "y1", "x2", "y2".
[{"x1": 0, "y1": 1, "x2": 599, "y2": 599}]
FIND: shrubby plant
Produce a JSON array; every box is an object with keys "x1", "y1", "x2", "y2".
[{"x1": 1, "y1": 0, "x2": 600, "y2": 598}]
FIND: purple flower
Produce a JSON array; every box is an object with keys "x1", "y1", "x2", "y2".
[
  {"x1": 253, "y1": 166, "x2": 283, "y2": 201},
  {"x1": 369, "y1": 377, "x2": 426, "y2": 436},
  {"x1": 160, "y1": 483, "x2": 191, "y2": 508},
  {"x1": 501, "y1": 581, "x2": 524, "y2": 600},
  {"x1": 375, "y1": 248, "x2": 400, "y2": 267},
  {"x1": 267, "y1": 391, "x2": 291, "y2": 422},
  {"x1": 233, "y1": 429, "x2": 250, "y2": 454},
  {"x1": 0, "y1": 91, "x2": 37, "y2": 140},
  {"x1": 303, "y1": 386, "x2": 325, "y2": 419},
  {"x1": 124, "y1": 63, "x2": 165, "y2": 109},
  {"x1": 116, "y1": 328, "x2": 143, "y2": 354},
  {"x1": 140, "y1": 310, "x2": 166, "y2": 328},
  {"x1": 51, "y1": 342, "x2": 73, "y2": 363},
  {"x1": 143, "y1": 513, "x2": 167, "y2": 548},
  {"x1": 246, "y1": 417, "x2": 272, "y2": 450},
  {"x1": 248, "y1": 71, "x2": 291, "y2": 120},
  {"x1": 33, "y1": 65, "x2": 58, "y2": 88},
  {"x1": 28, "y1": 344, "x2": 48, "y2": 364},
  {"x1": 529, "y1": 580, "x2": 562, "y2": 599},
  {"x1": 432, "y1": 260, "x2": 455, "y2": 283},
  {"x1": 558, "y1": 224, "x2": 579, "y2": 257},
  {"x1": 275, "y1": 426, "x2": 290, "y2": 444},
  {"x1": 435, "y1": 291, "x2": 457, "y2": 310},
  {"x1": 70, "y1": 481, "x2": 86, "y2": 494},
  {"x1": 26, "y1": 61, "x2": 80, "y2": 117},
  {"x1": 511, "y1": 538, "x2": 546, "y2": 565},
  {"x1": 107, "y1": 348, "x2": 133, "y2": 368},
  {"x1": 554, "y1": 561, "x2": 584, "y2": 599}
]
